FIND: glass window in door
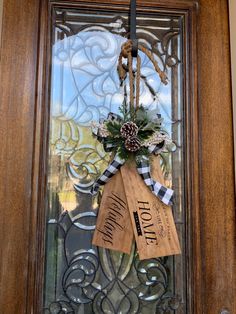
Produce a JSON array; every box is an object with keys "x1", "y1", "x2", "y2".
[{"x1": 43, "y1": 6, "x2": 187, "y2": 314}]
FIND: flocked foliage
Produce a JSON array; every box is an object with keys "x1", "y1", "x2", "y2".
[{"x1": 91, "y1": 102, "x2": 175, "y2": 162}]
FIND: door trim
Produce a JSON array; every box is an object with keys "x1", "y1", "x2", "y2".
[
  {"x1": 0, "y1": 0, "x2": 235, "y2": 313},
  {"x1": 29, "y1": 1, "x2": 199, "y2": 313}
]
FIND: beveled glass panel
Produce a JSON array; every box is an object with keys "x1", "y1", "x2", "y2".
[{"x1": 43, "y1": 7, "x2": 186, "y2": 313}]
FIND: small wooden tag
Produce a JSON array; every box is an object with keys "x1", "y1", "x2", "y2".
[
  {"x1": 120, "y1": 159, "x2": 181, "y2": 260},
  {"x1": 92, "y1": 170, "x2": 133, "y2": 254}
]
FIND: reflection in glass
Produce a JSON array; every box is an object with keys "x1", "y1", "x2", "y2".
[{"x1": 44, "y1": 8, "x2": 186, "y2": 314}]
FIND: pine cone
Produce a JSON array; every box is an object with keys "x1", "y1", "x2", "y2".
[
  {"x1": 120, "y1": 121, "x2": 138, "y2": 138},
  {"x1": 125, "y1": 136, "x2": 141, "y2": 152}
]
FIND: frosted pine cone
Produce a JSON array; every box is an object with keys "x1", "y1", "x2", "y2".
[
  {"x1": 125, "y1": 136, "x2": 141, "y2": 152},
  {"x1": 120, "y1": 121, "x2": 138, "y2": 138}
]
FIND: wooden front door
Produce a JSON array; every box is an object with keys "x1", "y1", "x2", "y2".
[{"x1": 0, "y1": 0, "x2": 235, "y2": 313}]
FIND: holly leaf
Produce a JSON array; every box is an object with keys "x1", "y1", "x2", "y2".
[{"x1": 105, "y1": 121, "x2": 121, "y2": 137}]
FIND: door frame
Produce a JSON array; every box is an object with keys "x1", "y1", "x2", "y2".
[
  {"x1": 229, "y1": 0, "x2": 236, "y2": 183},
  {"x1": 0, "y1": 0, "x2": 235, "y2": 313}
]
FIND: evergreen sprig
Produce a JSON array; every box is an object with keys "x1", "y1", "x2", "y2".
[{"x1": 92, "y1": 102, "x2": 173, "y2": 161}]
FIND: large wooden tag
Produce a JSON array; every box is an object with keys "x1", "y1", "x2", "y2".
[
  {"x1": 120, "y1": 159, "x2": 181, "y2": 260},
  {"x1": 92, "y1": 170, "x2": 133, "y2": 254}
]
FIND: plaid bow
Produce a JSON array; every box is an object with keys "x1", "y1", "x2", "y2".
[
  {"x1": 90, "y1": 154, "x2": 125, "y2": 195},
  {"x1": 90, "y1": 153, "x2": 174, "y2": 206},
  {"x1": 136, "y1": 159, "x2": 173, "y2": 205}
]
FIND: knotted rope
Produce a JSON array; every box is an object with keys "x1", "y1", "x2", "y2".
[{"x1": 117, "y1": 40, "x2": 168, "y2": 110}]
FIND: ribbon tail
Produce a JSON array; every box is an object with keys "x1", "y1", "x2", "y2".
[
  {"x1": 136, "y1": 159, "x2": 174, "y2": 206},
  {"x1": 90, "y1": 154, "x2": 125, "y2": 195}
]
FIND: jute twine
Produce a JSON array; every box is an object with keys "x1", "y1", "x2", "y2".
[{"x1": 117, "y1": 40, "x2": 168, "y2": 110}]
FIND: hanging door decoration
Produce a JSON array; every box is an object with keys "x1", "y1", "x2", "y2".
[{"x1": 90, "y1": 1, "x2": 181, "y2": 259}]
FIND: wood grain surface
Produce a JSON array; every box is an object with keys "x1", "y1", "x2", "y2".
[
  {"x1": 0, "y1": 0, "x2": 40, "y2": 313},
  {"x1": 121, "y1": 161, "x2": 181, "y2": 260},
  {"x1": 197, "y1": 0, "x2": 236, "y2": 312},
  {"x1": 93, "y1": 171, "x2": 133, "y2": 254},
  {"x1": 0, "y1": 0, "x2": 235, "y2": 313}
]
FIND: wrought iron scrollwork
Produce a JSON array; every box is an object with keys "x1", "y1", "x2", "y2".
[{"x1": 44, "y1": 211, "x2": 179, "y2": 313}]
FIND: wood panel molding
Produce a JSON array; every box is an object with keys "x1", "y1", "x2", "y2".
[
  {"x1": 229, "y1": 0, "x2": 236, "y2": 187},
  {"x1": 0, "y1": 0, "x2": 41, "y2": 313},
  {"x1": 30, "y1": 1, "x2": 200, "y2": 313},
  {"x1": 0, "y1": 0, "x2": 3, "y2": 45},
  {"x1": 198, "y1": 0, "x2": 236, "y2": 312}
]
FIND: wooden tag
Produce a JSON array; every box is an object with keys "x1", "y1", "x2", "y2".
[
  {"x1": 92, "y1": 170, "x2": 133, "y2": 254},
  {"x1": 120, "y1": 159, "x2": 181, "y2": 260}
]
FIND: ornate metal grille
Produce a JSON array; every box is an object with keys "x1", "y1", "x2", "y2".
[{"x1": 44, "y1": 7, "x2": 186, "y2": 313}]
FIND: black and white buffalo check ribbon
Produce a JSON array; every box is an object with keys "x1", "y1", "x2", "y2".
[
  {"x1": 137, "y1": 160, "x2": 174, "y2": 205},
  {"x1": 90, "y1": 154, "x2": 125, "y2": 195},
  {"x1": 90, "y1": 154, "x2": 174, "y2": 206}
]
